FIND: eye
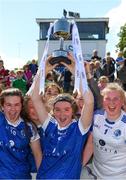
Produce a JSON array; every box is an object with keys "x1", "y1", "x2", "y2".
[
  {"x1": 64, "y1": 107, "x2": 71, "y2": 112},
  {"x1": 6, "y1": 104, "x2": 11, "y2": 108},
  {"x1": 54, "y1": 108, "x2": 60, "y2": 112}
]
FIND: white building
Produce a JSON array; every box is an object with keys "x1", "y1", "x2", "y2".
[{"x1": 36, "y1": 17, "x2": 109, "y2": 61}]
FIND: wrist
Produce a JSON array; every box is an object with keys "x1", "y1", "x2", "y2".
[{"x1": 86, "y1": 72, "x2": 93, "y2": 79}]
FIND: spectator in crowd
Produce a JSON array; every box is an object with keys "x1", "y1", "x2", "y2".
[
  {"x1": 23, "y1": 65, "x2": 33, "y2": 91},
  {"x1": 93, "y1": 60, "x2": 103, "y2": 81},
  {"x1": 91, "y1": 49, "x2": 101, "y2": 62},
  {"x1": 59, "y1": 67, "x2": 73, "y2": 93},
  {"x1": 74, "y1": 61, "x2": 102, "y2": 119},
  {"x1": 29, "y1": 59, "x2": 38, "y2": 76},
  {"x1": 0, "y1": 88, "x2": 42, "y2": 179},
  {"x1": 102, "y1": 55, "x2": 115, "y2": 82},
  {"x1": 102, "y1": 51, "x2": 115, "y2": 65},
  {"x1": 0, "y1": 83, "x2": 4, "y2": 95},
  {"x1": 98, "y1": 75, "x2": 109, "y2": 92},
  {"x1": 117, "y1": 58, "x2": 126, "y2": 91},
  {"x1": 12, "y1": 69, "x2": 27, "y2": 95},
  {"x1": 90, "y1": 61, "x2": 97, "y2": 77},
  {"x1": 115, "y1": 51, "x2": 125, "y2": 72},
  {"x1": 44, "y1": 82, "x2": 62, "y2": 102},
  {"x1": 45, "y1": 71, "x2": 55, "y2": 85},
  {"x1": 29, "y1": 54, "x2": 94, "y2": 179},
  {"x1": 8, "y1": 70, "x2": 16, "y2": 87},
  {"x1": 0, "y1": 59, "x2": 9, "y2": 88}
]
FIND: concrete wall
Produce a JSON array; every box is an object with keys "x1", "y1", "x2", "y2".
[{"x1": 37, "y1": 39, "x2": 107, "y2": 63}]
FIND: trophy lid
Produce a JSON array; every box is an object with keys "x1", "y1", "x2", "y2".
[{"x1": 53, "y1": 18, "x2": 71, "y2": 39}]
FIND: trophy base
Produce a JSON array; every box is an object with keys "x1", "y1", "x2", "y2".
[{"x1": 49, "y1": 50, "x2": 71, "y2": 65}]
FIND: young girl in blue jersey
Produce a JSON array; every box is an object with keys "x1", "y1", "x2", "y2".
[
  {"x1": 29, "y1": 54, "x2": 94, "y2": 179},
  {"x1": 82, "y1": 82, "x2": 126, "y2": 179},
  {"x1": 23, "y1": 84, "x2": 62, "y2": 176},
  {"x1": 0, "y1": 88, "x2": 42, "y2": 179}
]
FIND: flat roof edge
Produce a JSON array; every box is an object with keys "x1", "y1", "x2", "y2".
[{"x1": 36, "y1": 17, "x2": 109, "y2": 24}]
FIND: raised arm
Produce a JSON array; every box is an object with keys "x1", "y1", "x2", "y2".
[
  {"x1": 62, "y1": 54, "x2": 94, "y2": 129},
  {"x1": 85, "y1": 61, "x2": 102, "y2": 110},
  {"x1": 80, "y1": 88, "x2": 94, "y2": 130},
  {"x1": 30, "y1": 56, "x2": 58, "y2": 124}
]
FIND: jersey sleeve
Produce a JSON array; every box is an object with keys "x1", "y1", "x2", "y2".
[{"x1": 27, "y1": 122, "x2": 40, "y2": 142}]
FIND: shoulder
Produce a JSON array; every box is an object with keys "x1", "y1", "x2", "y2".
[
  {"x1": 27, "y1": 122, "x2": 39, "y2": 141},
  {"x1": 93, "y1": 109, "x2": 105, "y2": 123},
  {"x1": 42, "y1": 114, "x2": 57, "y2": 131},
  {"x1": 120, "y1": 111, "x2": 126, "y2": 124}
]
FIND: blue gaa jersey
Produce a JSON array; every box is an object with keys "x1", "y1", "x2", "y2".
[
  {"x1": 37, "y1": 115, "x2": 90, "y2": 179},
  {"x1": 92, "y1": 109, "x2": 126, "y2": 178},
  {"x1": 0, "y1": 111, "x2": 38, "y2": 179}
]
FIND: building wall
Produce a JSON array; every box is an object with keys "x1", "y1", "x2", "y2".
[{"x1": 37, "y1": 39, "x2": 107, "y2": 62}]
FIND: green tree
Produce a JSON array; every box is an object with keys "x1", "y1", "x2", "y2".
[{"x1": 116, "y1": 23, "x2": 126, "y2": 57}]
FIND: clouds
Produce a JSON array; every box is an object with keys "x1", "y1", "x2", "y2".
[{"x1": 105, "y1": 0, "x2": 126, "y2": 57}]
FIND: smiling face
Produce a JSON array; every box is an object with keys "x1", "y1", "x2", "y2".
[
  {"x1": 103, "y1": 90, "x2": 124, "y2": 120},
  {"x1": 53, "y1": 101, "x2": 73, "y2": 127},
  {"x1": 44, "y1": 85, "x2": 60, "y2": 102},
  {"x1": 3, "y1": 96, "x2": 22, "y2": 123}
]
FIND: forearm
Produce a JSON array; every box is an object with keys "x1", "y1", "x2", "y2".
[
  {"x1": 83, "y1": 148, "x2": 93, "y2": 166},
  {"x1": 30, "y1": 139, "x2": 42, "y2": 170},
  {"x1": 30, "y1": 72, "x2": 48, "y2": 124},
  {"x1": 80, "y1": 89, "x2": 94, "y2": 129},
  {"x1": 82, "y1": 133, "x2": 93, "y2": 166},
  {"x1": 88, "y1": 77, "x2": 102, "y2": 109}
]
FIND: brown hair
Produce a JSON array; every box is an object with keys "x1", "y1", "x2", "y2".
[
  {"x1": 0, "y1": 88, "x2": 24, "y2": 107},
  {"x1": 98, "y1": 76, "x2": 109, "y2": 84},
  {"x1": 45, "y1": 82, "x2": 63, "y2": 94}
]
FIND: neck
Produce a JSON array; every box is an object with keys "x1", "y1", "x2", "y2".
[{"x1": 107, "y1": 112, "x2": 121, "y2": 121}]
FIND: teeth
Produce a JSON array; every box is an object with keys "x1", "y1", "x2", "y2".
[{"x1": 109, "y1": 108, "x2": 115, "y2": 111}]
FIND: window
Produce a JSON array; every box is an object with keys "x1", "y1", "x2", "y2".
[{"x1": 39, "y1": 21, "x2": 106, "y2": 40}]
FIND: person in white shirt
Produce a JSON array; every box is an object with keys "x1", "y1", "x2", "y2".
[{"x1": 82, "y1": 82, "x2": 126, "y2": 179}]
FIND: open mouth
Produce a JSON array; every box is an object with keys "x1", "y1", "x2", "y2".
[
  {"x1": 59, "y1": 117, "x2": 67, "y2": 122},
  {"x1": 107, "y1": 106, "x2": 117, "y2": 113}
]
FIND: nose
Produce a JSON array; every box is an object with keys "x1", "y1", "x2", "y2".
[
  {"x1": 59, "y1": 110, "x2": 66, "y2": 117},
  {"x1": 10, "y1": 105, "x2": 16, "y2": 111}
]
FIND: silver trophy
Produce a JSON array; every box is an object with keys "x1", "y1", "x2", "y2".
[{"x1": 49, "y1": 12, "x2": 72, "y2": 65}]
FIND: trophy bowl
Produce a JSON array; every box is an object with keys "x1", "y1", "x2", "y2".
[
  {"x1": 49, "y1": 50, "x2": 71, "y2": 65},
  {"x1": 49, "y1": 17, "x2": 72, "y2": 65},
  {"x1": 53, "y1": 18, "x2": 70, "y2": 39}
]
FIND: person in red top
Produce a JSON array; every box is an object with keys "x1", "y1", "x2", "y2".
[{"x1": 0, "y1": 59, "x2": 9, "y2": 88}]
